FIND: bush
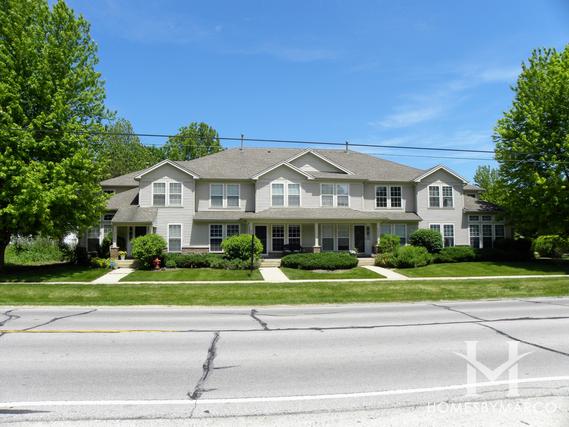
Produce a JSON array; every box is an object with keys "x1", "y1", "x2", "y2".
[
  {"x1": 161, "y1": 252, "x2": 260, "y2": 270},
  {"x1": 99, "y1": 234, "x2": 112, "y2": 258},
  {"x1": 90, "y1": 257, "x2": 111, "y2": 268},
  {"x1": 377, "y1": 234, "x2": 400, "y2": 254},
  {"x1": 221, "y1": 234, "x2": 263, "y2": 261},
  {"x1": 281, "y1": 252, "x2": 358, "y2": 270},
  {"x1": 75, "y1": 246, "x2": 89, "y2": 266},
  {"x1": 409, "y1": 229, "x2": 443, "y2": 253},
  {"x1": 434, "y1": 246, "x2": 476, "y2": 263},
  {"x1": 375, "y1": 246, "x2": 432, "y2": 268},
  {"x1": 164, "y1": 259, "x2": 177, "y2": 268},
  {"x1": 533, "y1": 235, "x2": 568, "y2": 258},
  {"x1": 6, "y1": 236, "x2": 65, "y2": 265},
  {"x1": 131, "y1": 234, "x2": 167, "y2": 269},
  {"x1": 477, "y1": 238, "x2": 533, "y2": 261}
]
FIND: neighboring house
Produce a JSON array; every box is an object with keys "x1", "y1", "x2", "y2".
[{"x1": 78, "y1": 148, "x2": 510, "y2": 257}]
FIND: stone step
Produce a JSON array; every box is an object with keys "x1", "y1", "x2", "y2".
[
  {"x1": 114, "y1": 259, "x2": 137, "y2": 268},
  {"x1": 260, "y1": 259, "x2": 282, "y2": 267},
  {"x1": 357, "y1": 257, "x2": 376, "y2": 266}
]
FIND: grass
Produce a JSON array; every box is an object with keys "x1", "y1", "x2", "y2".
[
  {"x1": 281, "y1": 267, "x2": 384, "y2": 280},
  {"x1": 1, "y1": 277, "x2": 568, "y2": 306},
  {"x1": 6, "y1": 237, "x2": 65, "y2": 265},
  {"x1": 0, "y1": 264, "x2": 108, "y2": 282},
  {"x1": 397, "y1": 260, "x2": 569, "y2": 278},
  {"x1": 121, "y1": 268, "x2": 263, "y2": 282}
]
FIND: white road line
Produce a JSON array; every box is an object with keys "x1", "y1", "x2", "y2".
[{"x1": 2, "y1": 376, "x2": 569, "y2": 407}]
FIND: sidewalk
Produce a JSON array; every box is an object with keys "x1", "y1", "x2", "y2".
[{"x1": 91, "y1": 268, "x2": 135, "y2": 284}]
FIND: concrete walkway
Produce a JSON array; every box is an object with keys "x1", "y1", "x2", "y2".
[
  {"x1": 363, "y1": 265, "x2": 408, "y2": 280},
  {"x1": 91, "y1": 268, "x2": 135, "y2": 284},
  {"x1": 259, "y1": 267, "x2": 290, "y2": 282}
]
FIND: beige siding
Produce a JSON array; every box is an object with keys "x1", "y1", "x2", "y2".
[
  {"x1": 195, "y1": 181, "x2": 255, "y2": 212},
  {"x1": 363, "y1": 183, "x2": 415, "y2": 212},
  {"x1": 256, "y1": 166, "x2": 313, "y2": 211},
  {"x1": 289, "y1": 152, "x2": 343, "y2": 173}
]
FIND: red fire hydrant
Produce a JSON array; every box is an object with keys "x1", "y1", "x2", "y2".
[{"x1": 152, "y1": 257, "x2": 161, "y2": 270}]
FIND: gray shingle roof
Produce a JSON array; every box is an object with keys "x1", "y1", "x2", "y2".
[
  {"x1": 112, "y1": 206, "x2": 157, "y2": 223},
  {"x1": 464, "y1": 184, "x2": 483, "y2": 191},
  {"x1": 106, "y1": 188, "x2": 139, "y2": 210},
  {"x1": 463, "y1": 197, "x2": 502, "y2": 213},
  {"x1": 101, "y1": 170, "x2": 141, "y2": 187}
]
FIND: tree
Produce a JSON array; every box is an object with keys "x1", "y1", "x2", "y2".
[
  {"x1": 162, "y1": 122, "x2": 222, "y2": 161},
  {"x1": 0, "y1": 0, "x2": 110, "y2": 269},
  {"x1": 473, "y1": 165, "x2": 505, "y2": 206},
  {"x1": 95, "y1": 118, "x2": 164, "y2": 178},
  {"x1": 494, "y1": 46, "x2": 569, "y2": 237}
]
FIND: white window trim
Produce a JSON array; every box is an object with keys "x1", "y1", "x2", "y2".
[
  {"x1": 270, "y1": 224, "x2": 286, "y2": 252},
  {"x1": 167, "y1": 223, "x2": 183, "y2": 253},
  {"x1": 378, "y1": 223, "x2": 408, "y2": 247},
  {"x1": 209, "y1": 223, "x2": 241, "y2": 252},
  {"x1": 427, "y1": 184, "x2": 454, "y2": 209},
  {"x1": 270, "y1": 181, "x2": 302, "y2": 207},
  {"x1": 442, "y1": 223, "x2": 455, "y2": 247},
  {"x1": 320, "y1": 183, "x2": 350, "y2": 207},
  {"x1": 375, "y1": 185, "x2": 403, "y2": 209},
  {"x1": 268, "y1": 224, "x2": 303, "y2": 252},
  {"x1": 152, "y1": 181, "x2": 183, "y2": 207},
  {"x1": 209, "y1": 183, "x2": 241, "y2": 209}
]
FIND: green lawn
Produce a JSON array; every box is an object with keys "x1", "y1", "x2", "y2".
[
  {"x1": 397, "y1": 260, "x2": 569, "y2": 278},
  {"x1": 1, "y1": 277, "x2": 568, "y2": 305},
  {"x1": 281, "y1": 267, "x2": 384, "y2": 280},
  {"x1": 121, "y1": 268, "x2": 263, "y2": 282},
  {"x1": 0, "y1": 264, "x2": 108, "y2": 282}
]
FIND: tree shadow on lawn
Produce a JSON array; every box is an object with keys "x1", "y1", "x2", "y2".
[{"x1": 0, "y1": 263, "x2": 100, "y2": 282}]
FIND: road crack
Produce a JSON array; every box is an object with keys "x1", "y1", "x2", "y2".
[
  {"x1": 22, "y1": 309, "x2": 97, "y2": 331},
  {"x1": 250, "y1": 309, "x2": 269, "y2": 330},
  {"x1": 188, "y1": 331, "x2": 220, "y2": 419},
  {"x1": 431, "y1": 303, "x2": 569, "y2": 358},
  {"x1": 0, "y1": 309, "x2": 20, "y2": 339}
]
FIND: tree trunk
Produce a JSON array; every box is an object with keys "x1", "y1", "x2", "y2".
[{"x1": 0, "y1": 235, "x2": 8, "y2": 271}]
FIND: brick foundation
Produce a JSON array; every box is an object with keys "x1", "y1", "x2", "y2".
[{"x1": 182, "y1": 247, "x2": 209, "y2": 254}]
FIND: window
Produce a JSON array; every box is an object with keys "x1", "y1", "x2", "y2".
[
  {"x1": 394, "y1": 224, "x2": 407, "y2": 245},
  {"x1": 375, "y1": 186, "x2": 387, "y2": 208},
  {"x1": 390, "y1": 186, "x2": 402, "y2": 208},
  {"x1": 102, "y1": 213, "x2": 114, "y2": 236},
  {"x1": 87, "y1": 228, "x2": 100, "y2": 239},
  {"x1": 153, "y1": 182, "x2": 166, "y2": 206},
  {"x1": 272, "y1": 225, "x2": 285, "y2": 252},
  {"x1": 209, "y1": 225, "x2": 223, "y2": 252},
  {"x1": 210, "y1": 184, "x2": 224, "y2": 208},
  {"x1": 288, "y1": 225, "x2": 301, "y2": 249},
  {"x1": 482, "y1": 224, "x2": 493, "y2": 248},
  {"x1": 226, "y1": 184, "x2": 240, "y2": 208},
  {"x1": 442, "y1": 186, "x2": 453, "y2": 207},
  {"x1": 468, "y1": 215, "x2": 480, "y2": 222},
  {"x1": 271, "y1": 183, "x2": 285, "y2": 207},
  {"x1": 443, "y1": 224, "x2": 454, "y2": 247},
  {"x1": 169, "y1": 183, "x2": 182, "y2": 206},
  {"x1": 321, "y1": 184, "x2": 334, "y2": 207},
  {"x1": 430, "y1": 224, "x2": 441, "y2": 233},
  {"x1": 226, "y1": 224, "x2": 240, "y2": 237},
  {"x1": 482, "y1": 215, "x2": 492, "y2": 222},
  {"x1": 321, "y1": 224, "x2": 335, "y2": 251},
  {"x1": 469, "y1": 224, "x2": 480, "y2": 248},
  {"x1": 336, "y1": 184, "x2": 349, "y2": 207},
  {"x1": 168, "y1": 224, "x2": 182, "y2": 252},
  {"x1": 494, "y1": 224, "x2": 505, "y2": 241},
  {"x1": 428, "y1": 186, "x2": 440, "y2": 208},
  {"x1": 288, "y1": 184, "x2": 300, "y2": 207},
  {"x1": 380, "y1": 223, "x2": 392, "y2": 236},
  {"x1": 337, "y1": 224, "x2": 350, "y2": 251}
]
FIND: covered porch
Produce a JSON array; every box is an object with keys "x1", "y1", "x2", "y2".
[{"x1": 110, "y1": 206, "x2": 157, "y2": 258}]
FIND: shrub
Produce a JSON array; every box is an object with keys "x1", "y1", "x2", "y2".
[
  {"x1": 74, "y1": 246, "x2": 89, "y2": 266},
  {"x1": 164, "y1": 259, "x2": 177, "y2": 269},
  {"x1": 409, "y1": 229, "x2": 443, "y2": 253},
  {"x1": 477, "y1": 238, "x2": 533, "y2": 261},
  {"x1": 377, "y1": 234, "x2": 400, "y2": 254},
  {"x1": 375, "y1": 246, "x2": 432, "y2": 268},
  {"x1": 161, "y1": 252, "x2": 259, "y2": 270},
  {"x1": 6, "y1": 235, "x2": 65, "y2": 265},
  {"x1": 99, "y1": 234, "x2": 112, "y2": 258},
  {"x1": 281, "y1": 252, "x2": 358, "y2": 270},
  {"x1": 434, "y1": 246, "x2": 476, "y2": 263},
  {"x1": 90, "y1": 257, "x2": 111, "y2": 268},
  {"x1": 533, "y1": 235, "x2": 568, "y2": 258},
  {"x1": 221, "y1": 234, "x2": 263, "y2": 261},
  {"x1": 131, "y1": 234, "x2": 167, "y2": 269}
]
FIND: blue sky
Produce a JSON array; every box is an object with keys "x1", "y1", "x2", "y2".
[{"x1": 66, "y1": 0, "x2": 569, "y2": 180}]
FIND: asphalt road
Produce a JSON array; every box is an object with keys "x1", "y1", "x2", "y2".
[{"x1": 1, "y1": 298, "x2": 569, "y2": 426}]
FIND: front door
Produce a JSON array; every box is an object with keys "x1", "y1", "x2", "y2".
[
  {"x1": 354, "y1": 225, "x2": 365, "y2": 253},
  {"x1": 255, "y1": 226, "x2": 268, "y2": 255}
]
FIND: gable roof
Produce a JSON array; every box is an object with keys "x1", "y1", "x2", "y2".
[
  {"x1": 251, "y1": 161, "x2": 315, "y2": 180},
  {"x1": 284, "y1": 149, "x2": 354, "y2": 175},
  {"x1": 134, "y1": 159, "x2": 200, "y2": 180},
  {"x1": 413, "y1": 165, "x2": 468, "y2": 184}
]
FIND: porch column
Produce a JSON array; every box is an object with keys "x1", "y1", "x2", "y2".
[
  {"x1": 112, "y1": 225, "x2": 118, "y2": 246},
  {"x1": 110, "y1": 224, "x2": 119, "y2": 260},
  {"x1": 313, "y1": 222, "x2": 321, "y2": 253}
]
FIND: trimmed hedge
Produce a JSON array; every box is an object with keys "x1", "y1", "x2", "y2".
[
  {"x1": 375, "y1": 246, "x2": 432, "y2": 268},
  {"x1": 434, "y1": 246, "x2": 476, "y2": 263},
  {"x1": 131, "y1": 234, "x2": 167, "y2": 269},
  {"x1": 533, "y1": 235, "x2": 568, "y2": 258},
  {"x1": 377, "y1": 234, "x2": 400, "y2": 254},
  {"x1": 161, "y1": 253, "x2": 260, "y2": 270},
  {"x1": 221, "y1": 234, "x2": 263, "y2": 261},
  {"x1": 281, "y1": 252, "x2": 358, "y2": 270},
  {"x1": 409, "y1": 229, "x2": 443, "y2": 253}
]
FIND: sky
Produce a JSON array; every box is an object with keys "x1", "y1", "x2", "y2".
[{"x1": 65, "y1": 0, "x2": 569, "y2": 181}]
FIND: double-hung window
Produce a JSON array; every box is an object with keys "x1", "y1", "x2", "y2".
[
  {"x1": 375, "y1": 186, "x2": 387, "y2": 208},
  {"x1": 376, "y1": 186, "x2": 402, "y2": 208},
  {"x1": 226, "y1": 184, "x2": 240, "y2": 208},
  {"x1": 169, "y1": 183, "x2": 182, "y2": 206},
  {"x1": 153, "y1": 183, "x2": 166, "y2": 206},
  {"x1": 226, "y1": 224, "x2": 240, "y2": 237},
  {"x1": 210, "y1": 184, "x2": 224, "y2": 208},
  {"x1": 442, "y1": 186, "x2": 453, "y2": 207},
  {"x1": 321, "y1": 184, "x2": 349, "y2": 207},
  {"x1": 321, "y1": 184, "x2": 334, "y2": 207},
  {"x1": 393, "y1": 224, "x2": 407, "y2": 245},
  {"x1": 102, "y1": 213, "x2": 114, "y2": 236},
  {"x1": 271, "y1": 183, "x2": 285, "y2": 207},
  {"x1": 428, "y1": 186, "x2": 440, "y2": 207},
  {"x1": 390, "y1": 186, "x2": 402, "y2": 208},
  {"x1": 272, "y1": 225, "x2": 285, "y2": 252},
  {"x1": 321, "y1": 224, "x2": 335, "y2": 251},
  {"x1": 168, "y1": 224, "x2": 182, "y2": 252},
  {"x1": 494, "y1": 224, "x2": 505, "y2": 241},
  {"x1": 430, "y1": 224, "x2": 441, "y2": 233},
  {"x1": 209, "y1": 224, "x2": 223, "y2": 252},
  {"x1": 288, "y1": 184, "x2": 300, "y2": 207},
  {"x1": 469, "y1": 224, "x2": 480, "y2": 248},
  {"x1": 337, "y1": 224, "x2": 350, "y2": 250},
  {"x1": 336, "y1": 184, "x2": 349, "y2": 207},
  {"x1": 288, "y1": 225, "x2": 301, "y2": 249},
  {"x1": 443, "y1": 224, "x2": 455, "y2": 247},
  {"x1": 482, "y1": 224, "x2": 493, "y2": 248},
  {"x1": 210, "y1": 184, "x2": 240, "y2": 208}
]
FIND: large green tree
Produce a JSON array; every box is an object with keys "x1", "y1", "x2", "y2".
[
  {"x1": 494, "y1": 46, "x2": 569, "y2": 237},
  {"x1": 162, "y1": 122, "x2": 222, "y2": 161},
  {"x1": 0, "y1": 0, "x2": 109, "y2": 268},
  {"x1": 95, "y1": 118, "x2": 164, "y2": 178},
  {"x1": 473, "y1": 165, "x2": 505, "y2": 206}
]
